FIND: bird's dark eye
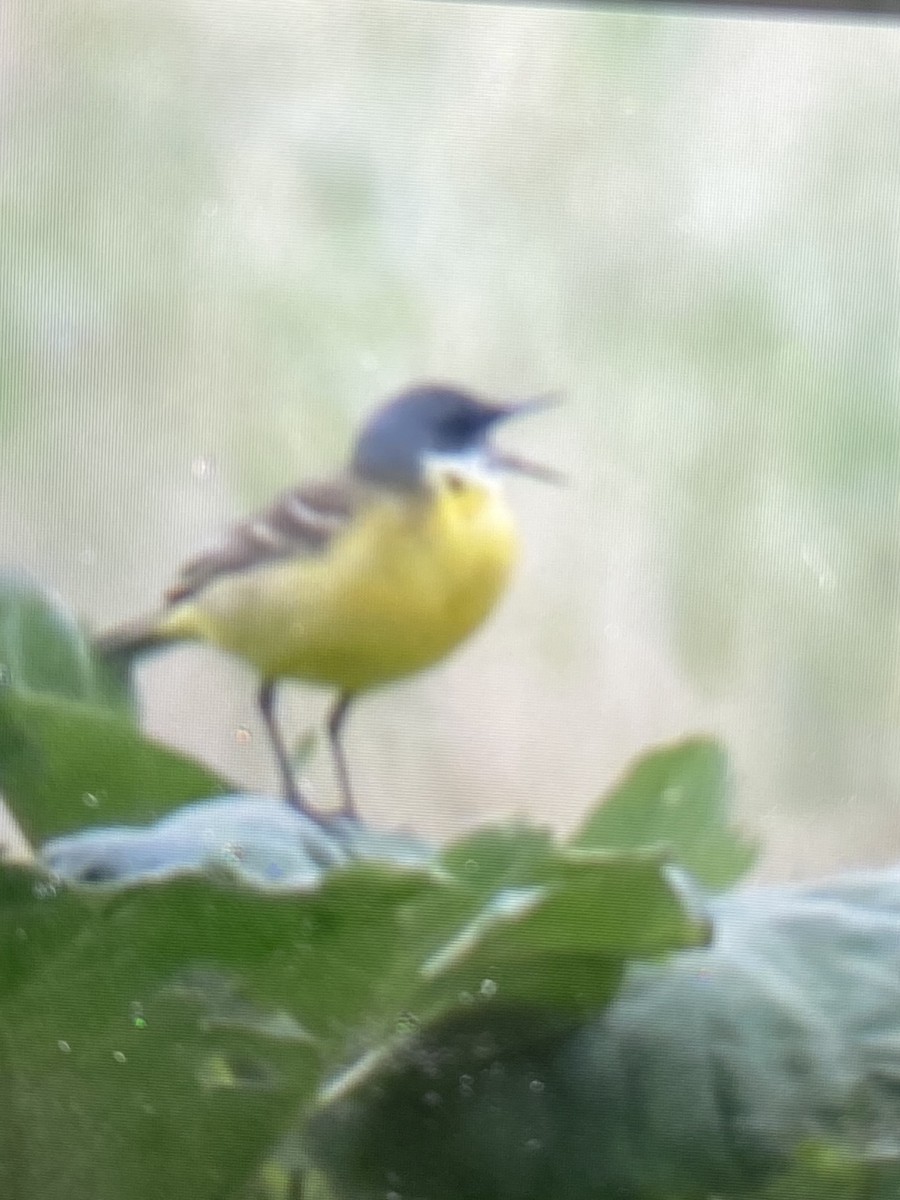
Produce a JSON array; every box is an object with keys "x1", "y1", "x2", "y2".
[
  {"x1": 439, "y1": 415, "x2": 480, "y2": 446},
  {"x1": 445, "y1": 471, "x2": 466, "y2": 493}
]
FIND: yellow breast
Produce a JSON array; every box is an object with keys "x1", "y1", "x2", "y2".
[{"x1": 179, "y1": 473, "x2": 520, "y2": 692}]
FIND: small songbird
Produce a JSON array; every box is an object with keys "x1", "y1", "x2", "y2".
[{"x1": 96, "y1": 383, "x2": 557, "y2": 820}]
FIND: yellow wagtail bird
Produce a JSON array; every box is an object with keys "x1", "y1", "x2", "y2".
[{"x1": 96, "y1": 383, "x2": 557, "y2": 820}]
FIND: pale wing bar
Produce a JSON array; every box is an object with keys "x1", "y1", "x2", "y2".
[{"x1": 166, "y1": 478, "x2": 361, "y2": 603}]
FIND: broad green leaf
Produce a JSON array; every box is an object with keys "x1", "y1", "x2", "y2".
[
  {"x1": 0, "y1": 809, "x2": 708, "y2": 1200},
  {"x1": 417, "y1": 849, "x2": 709, "y2": 1013},
  {"x1": 306, "y1": 846, "x2": 900, "y2": 1200},
  {"x1": 573, "y1": 736, "x2": 757, "y2": 888},
  {"x1": 756, "y1": 1141, "x2": 875, "y2": 1200},
  {"x1": 440, "y1": 825, "x2": 559, "y2": 890},
  {"x1": 0, "y1": 687, "x2": 228, "y2": 844},
  {"x1": 0, "y1": 877, "x2": 323, "y2": 1200},
  {"x1": 0, "y1": 571, "x2": 134, "y2": 714},
  {"x1": 0, "y1": 865, "x2": 97, "y2": 999}
]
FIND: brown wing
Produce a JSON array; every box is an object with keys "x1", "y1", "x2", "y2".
[{"x1": 166, "y1": 474, "x2": 368, "y2": 603}]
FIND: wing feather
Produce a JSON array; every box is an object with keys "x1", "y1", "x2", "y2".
[{"x1": 166, "y1": 475, "x2": 366, "y2": 603}]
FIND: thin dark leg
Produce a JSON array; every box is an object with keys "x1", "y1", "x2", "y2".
[
  {"x1": 258, "y1": 681, "x2": 312, "y2": 815},
  {"x1": 327, "y1": 691, "x2": 356, "y2": 817}
]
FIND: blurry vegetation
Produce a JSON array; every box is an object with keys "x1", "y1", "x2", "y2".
[
  {"x1": 2, "y1": 576, "x2": 897, "y2": 1200},
  {"x1": 0, "y1": 573, "x2": 740, "y2": 1200}
]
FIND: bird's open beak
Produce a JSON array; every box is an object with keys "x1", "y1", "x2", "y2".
[{"x1": 491, "y1": 392, "x2": 565, "y2": 485}]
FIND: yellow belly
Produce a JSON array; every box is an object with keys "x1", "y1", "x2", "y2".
[{"x1": 165, "y1": 482, "x2": 519, "y2": 692}]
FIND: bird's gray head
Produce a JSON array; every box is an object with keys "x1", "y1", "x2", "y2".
[{"x1": 351, "y1": 384, "x2": 518, "y2": 488}]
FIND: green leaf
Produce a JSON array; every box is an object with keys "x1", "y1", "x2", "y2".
[
  {"x1": 0, "y1": 864, "x2": 96, "y2": 1000},
  {"x1": 756, "y1": 1141, "x2": 875, "y2": 1200},
  {"x1": 0, "y1": 687, "x2": 228, "y2": 844},
  {"x1": 0, "y1": 874, "x2": 324, "y2": 1200},
  {"x1": 0, "y1": 810, "x2": 708, "y2": 1200},
  {"x1": 572, "y1": 736, "x2": 757, "y2": 889},
  {"x1": 0, "y1": 571, "x2": 134, "y2": 714},
  {"x1": 417, "y1": 846, "x2": 709, "y2": 1015}
]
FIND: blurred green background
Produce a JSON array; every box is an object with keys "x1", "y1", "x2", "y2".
[{"x1": 2, "y1": 0, "x2": 899, "y2": 877}]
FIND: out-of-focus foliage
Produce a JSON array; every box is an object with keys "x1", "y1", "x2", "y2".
[
  {"x1": 0, "y1": 571, "x2": 133, "y2": 712},
  {"x1": 2, "y1": 579, "x2": 893, "y2": 1200},
  {"x1": 4, "y1": 714, "x2": 898, "y2": 1200},
  {"x1": 0, "y1": 574, "x2": 227, "y2": 843},
  {"x1": 0, "y1": 580, "x2": 751, "y2": 1200},
  {"x1": 311, "y1": 862, "x2": 900, "y2": 1200},
  {"x1": 0, "y1": 687, "x2": 228, "y2": 843},
  {"x1": 0, "y1": 808, "x2": 708, "y2": 1200},
  {"x1": 575, "y1": 736, "x2": 757, "y2": 888}
]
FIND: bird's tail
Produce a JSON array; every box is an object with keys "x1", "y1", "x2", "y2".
[{"x1": 93, "y1": 612, "x2": 175, "y2": 662}]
